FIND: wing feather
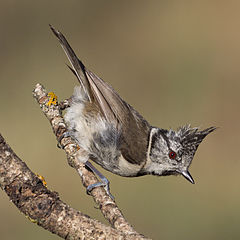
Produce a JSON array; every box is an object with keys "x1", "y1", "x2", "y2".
[{"x1": 85, "y1": 69, "x2": 151, "y2": 164}]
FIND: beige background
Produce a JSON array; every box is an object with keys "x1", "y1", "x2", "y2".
[{"x1": 0, "y1": 1, "x2": 239, "y2": 239}]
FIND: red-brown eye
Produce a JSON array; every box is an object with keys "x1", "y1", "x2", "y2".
[{"x1": 169, "y1": 151, "x2": 177, "y2": 159}]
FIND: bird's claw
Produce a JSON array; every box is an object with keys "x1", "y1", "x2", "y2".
[
  {"x1": 86, "y1": 178, "x2": 114, "y2": 200},
  {"x1": 57, "y1": 131, "x2": 72, "y2": 149},
  {"x1": 85, "y1": 161, "x2": 114, "y2": 200}
]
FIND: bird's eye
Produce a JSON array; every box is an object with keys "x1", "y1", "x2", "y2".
[{"x1": 169, "y1": 151, "x2": 177, "y2": 159}]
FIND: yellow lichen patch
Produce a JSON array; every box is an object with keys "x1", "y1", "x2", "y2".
[
  {"x1": 36, "y1": 173, "x2": 47, "y2": 187},
  {"x1": 26, "y1": 215, "x2": 38, "y2": 224},
  {"x1": 47, "y1": 92, "x2": 58, "y2": 106}
]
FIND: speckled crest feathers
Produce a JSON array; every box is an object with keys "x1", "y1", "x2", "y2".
[
  {"x1": 177, "y1": 125, "x2": 216, "y2": 148},
  {"x1": 168, "y1": 125, "x2": 216, "y2": 164},
  {"x1": 167, "y1": 125, "x2": 216, "y2": 145}
]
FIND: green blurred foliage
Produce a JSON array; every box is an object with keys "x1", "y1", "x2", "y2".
[{"x1": 0, "y1": 1, "x2": 239, "y2": 239}]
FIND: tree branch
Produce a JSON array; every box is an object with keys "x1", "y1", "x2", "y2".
[{"x1": 0, "y1": 133, "x2": 146, "y2": 239}]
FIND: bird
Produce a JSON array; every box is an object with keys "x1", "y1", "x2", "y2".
[{"x1": 50, "y1": 25, "x2": 216, "y2": 197}]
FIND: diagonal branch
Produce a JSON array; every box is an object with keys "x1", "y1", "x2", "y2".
[
  {"x1": 32, "y1": 83, "x2": 149, "y2": 239},
  {"x1": 0, "y1": 133, "x2": 147, "y2": 239}
]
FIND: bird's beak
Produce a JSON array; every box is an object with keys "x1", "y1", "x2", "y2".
[{"x1": 181, "y1": 170, "x2": 195, "y2": 184}]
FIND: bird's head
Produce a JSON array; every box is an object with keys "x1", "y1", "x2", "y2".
[{"x1": 143, "y1": 125, "x2": 216, "y2": 183}]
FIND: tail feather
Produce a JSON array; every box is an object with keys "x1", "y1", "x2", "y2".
[{"x1": 49, "y1": 24, "x2": 92, "y2": 101}]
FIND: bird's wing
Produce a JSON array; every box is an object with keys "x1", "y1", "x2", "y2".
[
  {"x1": 85, "y1": 69, "x2": 151, "y2": 165},
  {"x1": 50, "y1": 25, "x2": 151, "y2": 165}
]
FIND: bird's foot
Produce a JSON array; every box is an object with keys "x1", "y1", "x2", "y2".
[
  {"x1": 85, "y1": 161, "x2": 114, "y2": 200},
  {"x1": 86, "y1": 178, "x2": 114, "y2": 200},
  {"x1": 57, "y1": 131, "x2": 72, "y2": 149}
]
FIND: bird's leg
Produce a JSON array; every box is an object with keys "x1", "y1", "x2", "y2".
[
  {"x1": 57, "y1": 132, "x2": 114, "y2": 199},
  {"x1": 85, "y1": 161, "x2": 114, "y2": 200}
]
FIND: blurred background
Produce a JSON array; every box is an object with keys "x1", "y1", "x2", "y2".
[{"x1": 0, "y1": 1, "x2": 239, "y2": 239}]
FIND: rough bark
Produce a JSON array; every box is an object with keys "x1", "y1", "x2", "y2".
[{"x1": 0, "y1": 133, "x2": 147, "y2": 239}]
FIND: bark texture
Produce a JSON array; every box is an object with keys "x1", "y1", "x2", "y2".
[{"x1": 0, "y1": 133, "x2": 147, "y2": 239}]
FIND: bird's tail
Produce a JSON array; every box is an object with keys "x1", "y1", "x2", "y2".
[{"x1": 49, "y1": 24, "x2": 92, "y2": 102}]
